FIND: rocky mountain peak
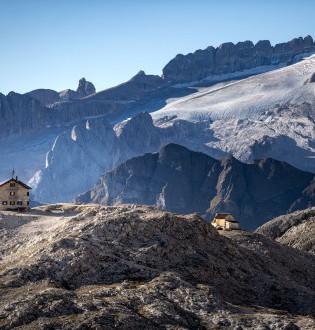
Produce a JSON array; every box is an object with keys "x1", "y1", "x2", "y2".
[
  {"x1": 76, "y1": 77, "x2": 96, "y2": 97},
  {"x1": 158, "y1": 143, "x2": 206, "y2": 163},
  {"x1": 128, "y1": 70, "x2": 164, "y2": 86},
  {"x1": 134, "y1": 70, "x2": 146, "y2": 77},
  {"x1": 159, "y1": 142, "x2": 189, "y2": 155}
]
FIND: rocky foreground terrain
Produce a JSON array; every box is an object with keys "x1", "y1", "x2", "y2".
[
  {"x1": 0, "y1": 204, "x2": 314, "y2": 329},
  {"x1": 256, "y1": 207, "x2": 315, "y2": 254}
]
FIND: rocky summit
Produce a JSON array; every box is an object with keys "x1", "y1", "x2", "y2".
[
  {"x1": 77, "y1": 143, "x2": 315, "y2": 230},
  {"x1": 0, "y1": 203, "x2": 315, "y2": 329},
  {"x1": 76, "y1": 78, "x2": 96, "y2": 98},
  {"x1": 256, "y1": 207, "x2": 315, "y2": 254}
]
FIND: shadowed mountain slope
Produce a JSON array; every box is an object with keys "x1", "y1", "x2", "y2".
[{"x1": 77, "y1": 143, "x2": 315, "y2": 230}]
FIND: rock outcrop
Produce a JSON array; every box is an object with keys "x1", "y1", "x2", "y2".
[
  {"x1": 162, "y1": 35, "x2": 315, "y2": 83},
  {"x1": 255, "y1": 207, "x2": 315, "y2": 254},
  {"x1": 77, "y1": 143, "x2": 315, "y2": 230},
  {"x1": 76, "y1": 77, "x2": 96, "y2": 97},
  {"x1": 0, "y1": 204, "x2": 314, "y2": 328},
  {"x1": 58, "y1": 78, "x2": 96, "y2": 101},
  {"x1": 305, "y1": 72, "x2": 315, "y2": 84}
]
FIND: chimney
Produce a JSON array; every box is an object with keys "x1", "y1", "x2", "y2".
[{"x1": 16, "y1": 176, "x2": 18, "y2": 181}]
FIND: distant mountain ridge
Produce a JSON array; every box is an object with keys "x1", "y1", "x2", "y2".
[
  {"x1": 0, "y1": 35, "x2": 313, "y2": 140},
  {"x1": 26, "y1": 77, "x2": 96, "y2": 106},
  {"x1": 162, "y1": 35, "x2": 315, "y2": 83},
  {"x1": 77, "y1": 143, "x2": 315, "y2": 230}
]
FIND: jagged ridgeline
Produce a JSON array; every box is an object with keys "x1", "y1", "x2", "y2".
[
  {"x1": 162, "y1": 35, "x2": 315, "y2": 83},
  {"x1": 0, "y1": 36, "x2": 314, "y2": 138}
]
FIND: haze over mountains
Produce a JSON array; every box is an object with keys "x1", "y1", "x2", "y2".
[{"x1": 1, "y1": 35, "x2": 315, "y2": 217}]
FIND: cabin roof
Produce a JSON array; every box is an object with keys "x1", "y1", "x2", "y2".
[
  {"x1": 0, "y1": 178, "x2": 32, "y2": 190},
  {"x1": 214, "y1": 213, "x2": 235, "y2": 219}
]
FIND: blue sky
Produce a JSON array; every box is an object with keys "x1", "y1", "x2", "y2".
[{"x1": 1, "y1": 0, "x2": 314, "y2": 94}]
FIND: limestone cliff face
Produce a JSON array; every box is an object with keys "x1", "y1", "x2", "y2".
[
  {"x1": 0, "y1": 92, "x2": 51, "y2": 137},
  {"x1": 162, "y1": 35, "x2": 315, "y2": 83},
  {"x1": 31, "y1": 118, "x2": 117, "y2": 203},
  {"x1": 77, "y1": 144, "x2": 315, "y2": 230},
  {"x1": 31, "y1": 112, "x2": 210, "y2": 203},
  {"x1": 2, "y1": 36, "x2": 314, "y2": 138}
]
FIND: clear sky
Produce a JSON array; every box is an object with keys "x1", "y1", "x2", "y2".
[{"x1": 1, "y1": 0, "x2": 314, "y2": 94}]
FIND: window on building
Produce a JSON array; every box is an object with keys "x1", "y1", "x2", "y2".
[
  {"x1": 17, "y1": 201, "x2": 23, "y2": 205},
  {"x1": 2, "y1": 201, "x2": 7, "y2": 205},
  {"x1": 27, "y1": 192, "x2": 29, "y2": 196},
  {"x1": 10, "y1": 182, "x2": 15, "y2": 187},
  {"x1": 10, "y1": 191, "x2": 15, "y2": 196},
  {"x1": 27, "y1": 201, "x2": 29, "y2": 205},
  {"x1": 10, "y1": 201, "x2": 15, "y2": 205}
]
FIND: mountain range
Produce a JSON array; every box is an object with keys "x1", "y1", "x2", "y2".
[{"x1": 1, "y1": 35, "x2": 315, "y2": 212}]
